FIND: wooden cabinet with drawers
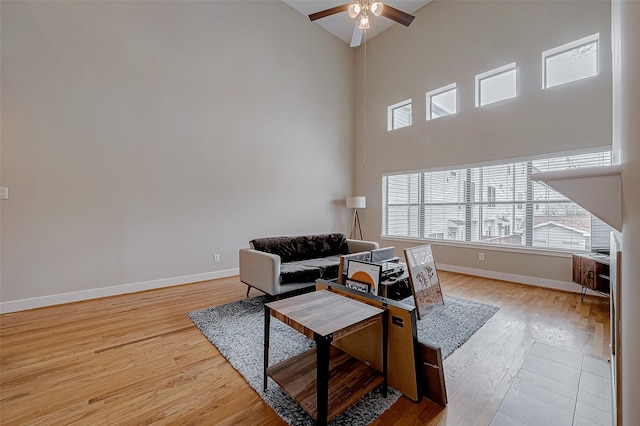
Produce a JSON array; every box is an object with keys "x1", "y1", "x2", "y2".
[{"x1": 572, "y1": 253, "x2": 610, "y2": 299}]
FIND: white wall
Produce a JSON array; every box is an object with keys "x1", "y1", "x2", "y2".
[
  {"x1": 0, "y1": 1, "x2": 354, "y2": 310},
  {"x1": 353, "y1": 0, "x2": 612, "y2": 284},
  {"x1": 612, "y1": 1, "x2": 640, "y2": 423}
]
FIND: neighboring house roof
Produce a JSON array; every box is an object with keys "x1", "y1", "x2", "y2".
[
  {"x1": 532, "y1": 215, "x2": 591, "y2": 232},
  {"x1": 533, "y1": 221, "x2": 590, "y2": 236}
]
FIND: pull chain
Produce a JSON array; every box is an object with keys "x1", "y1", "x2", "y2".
[{"x1": 362, "y1": 28, "x2": 367, "y2": 168}]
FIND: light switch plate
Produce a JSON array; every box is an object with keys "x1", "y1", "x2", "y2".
[{"x1": 0, "y1": 187, "x2": 8, "y2": 199}]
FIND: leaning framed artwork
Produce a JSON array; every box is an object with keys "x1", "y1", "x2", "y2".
[
  {"x1": 346, "y1": 260, "x2": 382, "y2": 296},
  {"x1": 338, "y1": 252, "x2": 372, "y2": 284},
  {"x1": 403, "y1": 244, "x2": 444, "y2": 319}
]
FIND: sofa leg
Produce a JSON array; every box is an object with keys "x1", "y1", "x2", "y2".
[{"x1": 246, "y1": 285, "x2": 251, "y2": 298}]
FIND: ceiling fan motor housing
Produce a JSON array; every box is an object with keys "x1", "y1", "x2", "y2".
[{"x1": 349, "y1": 1, "x2": 384, "y2": 18}]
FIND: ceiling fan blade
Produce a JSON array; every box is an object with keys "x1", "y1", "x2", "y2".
[
  {"x1": 309, "y1": 4, "x2": 351, "y2": 22},
  {"x1": 380, "y1": 4, "x2": 415, "y2": 27},
  {"x1": 350, "y1": 21, "x2": 363, "y2": 47}
]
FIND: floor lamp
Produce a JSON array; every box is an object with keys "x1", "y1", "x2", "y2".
[{"x1": 346, "y1": 196, "x2": 366, "y2": 240}]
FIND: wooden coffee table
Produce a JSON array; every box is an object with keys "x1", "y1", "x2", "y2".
[{"x1": 263, "y1": 289, "x2": 388, "y2": 426}]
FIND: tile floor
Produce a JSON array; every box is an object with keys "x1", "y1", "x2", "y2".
[{"x1": 491, "y1": 341, "x2": 613, "y2": 426}]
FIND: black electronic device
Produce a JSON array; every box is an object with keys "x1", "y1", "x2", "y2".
[
  {"x1": 371, "y1": 247, "x2": 396, "y2": 263},
  {"x1": 381, "y1": 261, "x2": 405, "y2": 280}
]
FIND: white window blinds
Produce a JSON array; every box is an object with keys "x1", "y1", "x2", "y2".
[{"x1": 382, "y1": 150, "x2": 612, "y2": 252}]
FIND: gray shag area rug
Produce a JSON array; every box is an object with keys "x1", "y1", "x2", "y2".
[
  {"x1": 188, "y1": 294, "x2": 498, "y2": 425},
  {"x1": 404, "y1": 295, "x2": 499, "y2": 358}
]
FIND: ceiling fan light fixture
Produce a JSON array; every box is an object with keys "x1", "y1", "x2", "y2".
[
  {"x1": 348, "y1": 3, "x2": 361, "y2": 18},
  {"x1": 359, "y1": 13, "x2": 370, "y2": 29},
  {"x1": 371, "y1": 2, "x2": 383, "y2": 16},
  {"x1": 308, "y1": 0, "x2": 415, "y2": 47}
]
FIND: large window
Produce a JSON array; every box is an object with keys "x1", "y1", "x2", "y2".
[
  {"x1": 382, "y1": 149, "x2": 611, "y2": 251},
  {"x1": 543, "y1": 34, "x2": 599, "y2": 89}
]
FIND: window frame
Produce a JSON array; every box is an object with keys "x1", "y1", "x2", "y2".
[
  {"x1": 387, "y1": 99, "x2": 412, "y2": 131},
  {"x1": 426, "y1": 83, "x2": 457, "y2": 121},
  {"x1": 542, "y1": 33, "x2": 599, "y2": 89},
  {"x1": 487, "y1": 185, "x2": 496, "y2": 207},
  {"x1": 475, "y1": 62, "x2": 517, "y2": 107}
]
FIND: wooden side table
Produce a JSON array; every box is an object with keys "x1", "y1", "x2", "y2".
[
  {"x1": 263, "y1": 290, "x2": 388, "y2": 426},
  {"x1": 572, "y1": 253, "x2": 610, "y2": 300}
]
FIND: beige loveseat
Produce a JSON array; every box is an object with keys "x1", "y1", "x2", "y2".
[{"x1": 239, "y1": 233, "x2": 379, "y2": 297}]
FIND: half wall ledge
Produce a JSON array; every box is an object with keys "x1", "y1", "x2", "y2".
[{"x1": 532, "y1": 165, "x2": 622, "y2": 232}]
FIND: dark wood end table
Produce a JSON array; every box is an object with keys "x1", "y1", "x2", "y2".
[{"x1": 263, "y1": 289, "x2": 388, "y2": 425}]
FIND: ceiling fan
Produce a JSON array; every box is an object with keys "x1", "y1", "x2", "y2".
[{"x1": 309, "y1": 0, "x2": 415, "y2": 47}]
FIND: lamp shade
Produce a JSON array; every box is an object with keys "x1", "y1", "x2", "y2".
[
  {"x1": 358, "y1": 13, "x2": 370, "y2": 29},
  {"x1": 347, "y1": 3, "x2": 361, "y2": 18},
  {"x1": 346, "y1": 196, "x2": 366, "y2": 209},
  {"x1": 371, "y1": 2, "x2": 383, "y2": 16}
]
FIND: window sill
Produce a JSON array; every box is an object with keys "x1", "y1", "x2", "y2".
[{"x1": 380, "y1": 235, "x2": 575, "y2": 258}]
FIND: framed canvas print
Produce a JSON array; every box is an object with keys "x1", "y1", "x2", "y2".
[
  {"x1": 344, "y1": 279, "x2": 371, "y2": 294},
  {"x1": 403, "y1": 244, "x2": 444, "y2": 319},
  {"x1": 346, "y1": 260, "x2": 382, "y2": 296},
  {"x1": 338, "y1": 251, "x2": 372, "y2": 284}
]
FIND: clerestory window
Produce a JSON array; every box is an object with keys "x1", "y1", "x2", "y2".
[
  {"x1": 426, "y1": 83, "x2": 457, "y2": 120},
  {"x1": 543, "y1": 34, "x2": 599, "y2": 89},
  {"x1": 387, "y1": 99, "x2": 412, "y2": 131},
  {"x1": 476, "y1": 63, "x2": 517, "y2": 107}
]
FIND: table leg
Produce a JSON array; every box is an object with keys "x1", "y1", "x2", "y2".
[
  {"x1": 382, "y1": 310, "x2": 389, "y2": 398},
  {"x1": 263, "y1": 306, "x2": 271, "y2": 392},
  {"x1": 315, "y1": 332, "x2": 333, "y2": 426}
]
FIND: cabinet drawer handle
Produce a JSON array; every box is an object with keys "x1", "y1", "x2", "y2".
[{"x1": 422, "y1": 362, "x2": 439, "y2": 370}]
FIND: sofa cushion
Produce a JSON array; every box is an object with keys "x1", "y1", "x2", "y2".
[
  {"x1": 251, "y1": 233, "x2": 347, "y2": 263},
  {"x1": 250, "y1": 236, "x2": 299, "y2": 262},
  {"x1": 294, "y1": 234, "x2": 348, "y2": 261},
  {"x1": 298, "y1": 255, "x2": 342, "y2": 279},
  {"x1": 280, "y1": 263, "x2": 322, "y2": 284},
  {"x1": 280, "y1": 255, "x2": 343, "y2": 285}
]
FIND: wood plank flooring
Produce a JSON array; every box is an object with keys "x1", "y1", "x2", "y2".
[{"x1": 0, "y1": 272, "x2": 610, "y2": 425}]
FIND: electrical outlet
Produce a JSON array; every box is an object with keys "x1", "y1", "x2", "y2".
[
  {"x1": 479, "y1": 252, "x2": 485, "y2": 261},
  {"x1": 214, "y1": 254, "x2": 220, "y2": 262}
]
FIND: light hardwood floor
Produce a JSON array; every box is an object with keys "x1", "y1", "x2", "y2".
[{"x1": 0, "y1": 272, "x2": 610, "y2": 425}]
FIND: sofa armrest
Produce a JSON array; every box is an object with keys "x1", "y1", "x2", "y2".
[
  {"x1": 346, "y1": 239, "x2": 379, "y2": 253},
  {"x1": 239, "y1": 249, "x2": 281, "y2": 295}
]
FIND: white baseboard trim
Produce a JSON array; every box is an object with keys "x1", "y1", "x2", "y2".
[
  {"x1": 0, "y1": 268, "x2": 239, "y2": 314},
  {"x1": 1, "y1": 263, "x2": 602, "y2": 314},
  {"x1": 437, "y1": 263, "x2": 604, "y2": 297}
]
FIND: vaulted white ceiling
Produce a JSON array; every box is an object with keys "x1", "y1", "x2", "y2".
[{"x1": 282, "y1": 1, "x2": 431, "y2": 46}]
